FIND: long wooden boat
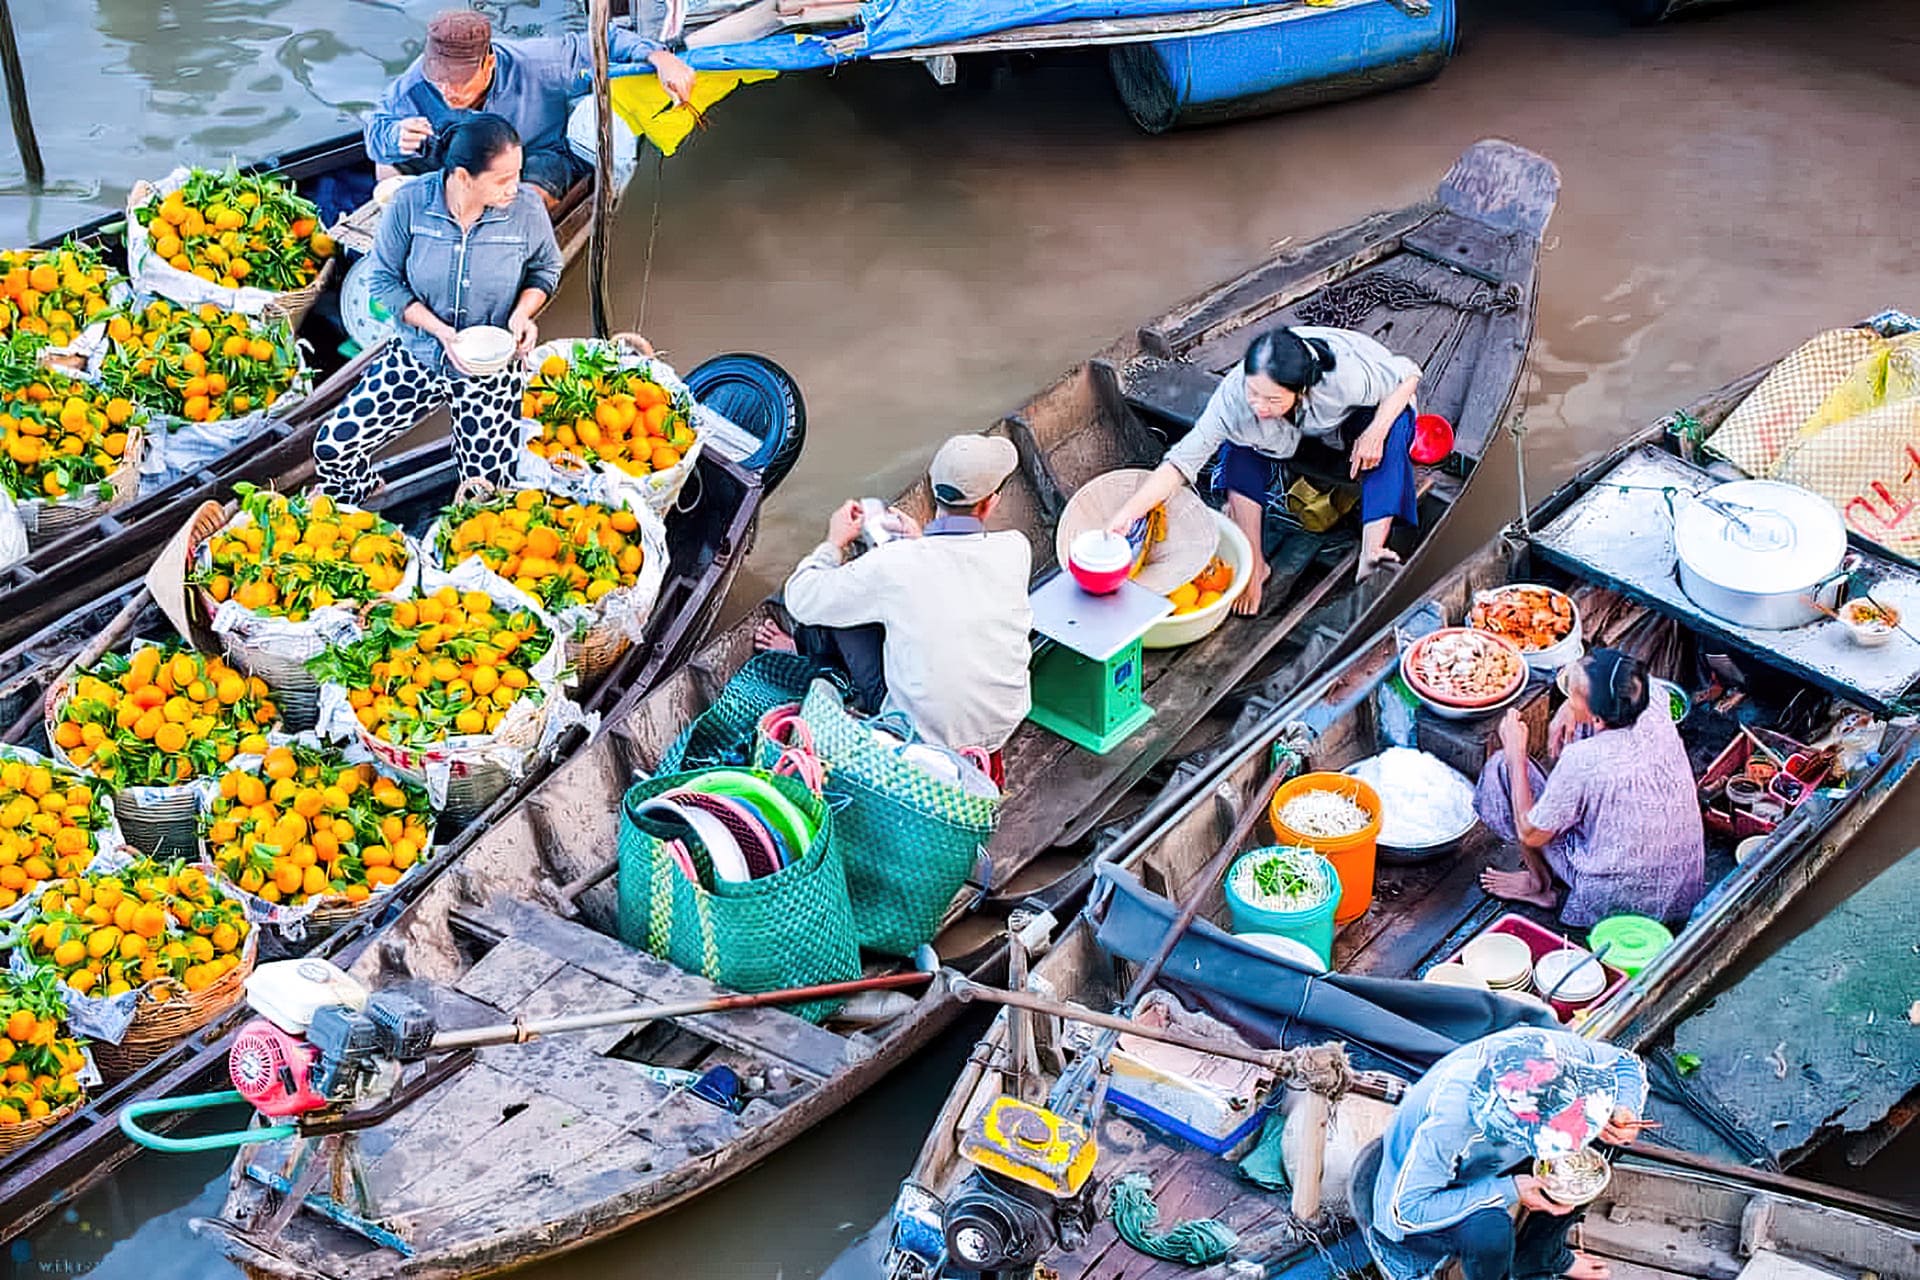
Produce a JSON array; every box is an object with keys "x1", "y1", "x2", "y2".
[
  {"x1": 0, "y1": 398, "x2": 788, "y2": 1242},
  {"x1": 874, "y1": 314, "x2": 1920, "y2": 1280},
  {"x1": 1, "y1": 130, "x2": 606, "y2": 653},
  {"x1": 184, "y1": 139, "x2": 1557, "y2": 1279}
]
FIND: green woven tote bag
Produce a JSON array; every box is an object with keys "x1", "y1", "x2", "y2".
[
  {"x1": 658, "y1": 651, "x2": 820, "y2": 773},
  {"x1": 615, "y1": 768, "x2": 860, "y2": 1023}
]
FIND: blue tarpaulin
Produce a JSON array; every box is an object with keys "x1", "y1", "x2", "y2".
[{"x1": 605, "y1": 0, "x2": 1323, "y2": 74}]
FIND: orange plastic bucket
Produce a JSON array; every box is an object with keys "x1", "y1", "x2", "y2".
[{"x1": 1268, "y1": 772, "x2": 1381, "y2": 926}]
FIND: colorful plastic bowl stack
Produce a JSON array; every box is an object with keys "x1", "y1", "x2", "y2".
[{"x1": 632, "y1": 770, "x2": 818, "y2": 889}]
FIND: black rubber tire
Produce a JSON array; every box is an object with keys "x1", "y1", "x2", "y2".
[{"x1": 684, "y1": 354, "x2": 807, "y2": 495}]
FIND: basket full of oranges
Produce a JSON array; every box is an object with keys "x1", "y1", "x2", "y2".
[
  {"x1": 426, "y1": 488, "x2": 667, "y2": 687},
  {"x1": 128, "y1": 167, "x2": 337, "y2": 326},
  {"x1": 0, "y1": 345, "x2": 147, "y2": 545},
  {"x1": 517, "y1": 338, "x2": 702, "y2": 516},
  {"x1": 17, "y1": 856, "x2": 255, "y2": 1078},
  {"x1": 46, "y1": 642, "x2": 280, "y2": 858},
  {"x1": 188, "y1": 486, "x2": 414, "y2": 728},
  {"x1": 307, "y1": 584, "x2": 572, "y2": 821},
  {"x1": 0, "y1": 746, "x2": 122, "y2": 915},
  {"x1": 0, "y1": 967, "x2": 90, "y2": 1154},
  {"x1": 199, "y1": 740, "x2": 435, "y2": 941}
]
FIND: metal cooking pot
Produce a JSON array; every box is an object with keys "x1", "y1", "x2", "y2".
[{"x1": 1673, "y1": 480, "x2": 1846, "y2": 630}]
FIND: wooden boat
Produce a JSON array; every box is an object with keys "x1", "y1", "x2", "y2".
[
  {"x1": 0, "y1": 130, "x2": 607, "y2": 654},
  {"x1": 874, "y1": 314, "x2": 1920, "y2": 1280},
  {"x1": 0, "y1": 409, "x2": 787, "y2": 1242},
  {"x1": 185, "y1": 139, "x2": 1557, "y2": 1279}
]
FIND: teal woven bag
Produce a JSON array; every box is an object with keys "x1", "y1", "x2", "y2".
[
  {"x1": 658, "y1": 652, "x2": 820, "y2": 773},
  {"x1": 615, "y1": 768, "x2": 860, "y2": 1023},
  {"x1": 768, "y1": 680, "x2": 998, "y2": 957}
]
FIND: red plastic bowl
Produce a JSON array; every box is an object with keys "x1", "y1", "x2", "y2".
[
  {"x1": 1410, "y1": 413, "x2": 1454, "y2": 465},
  {"x1": 1069, "y1": 559, "x2": 1130, "y2": 595}
]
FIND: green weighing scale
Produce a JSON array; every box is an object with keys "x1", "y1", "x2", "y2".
[{"x1": 1025, "y1": 573, "x2": 1173, "y2": 754}]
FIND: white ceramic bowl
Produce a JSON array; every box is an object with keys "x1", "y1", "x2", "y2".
[
  {"x1": 453, "y1": 325, "x2": 518, "y2": 377},
  {"x1": 1533, "y1": 946, "x2": 1607, "y2": 1003},
  {"x1": 1142, "y1": 509, "x2": 1253, "y2": 650},
  {"x1": 1735, "y1": 834, "x2": 1767, "y2": 865},
  {"x1": 1234, "y1": 931, "x2": 1328, "y2": 973},
  {"x1": 1421, "y1": 963, "x2": 1488, "y2": 990},
  {"x1": 1460, "y1": 932, "x2": 1534, "y2": 989},
  {"x1": 1840, "y1": 598, "x2": 1899, "y2": 648}
]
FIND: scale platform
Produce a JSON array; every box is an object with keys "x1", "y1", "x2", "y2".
[{"x1": 1026, "y1": 574, "x2": 1172, "y2": 755}]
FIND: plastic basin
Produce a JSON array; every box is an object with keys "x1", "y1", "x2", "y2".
[
  {"x1": 1224, "y1": 847, "x2": 1340, "y2": 967},
  {"x1": 1268, "y1": 771, "x2": 1381, "y2": 925},
  {"x1": 1142, "y1": 509, "x2": 1253, "y2": 650}
]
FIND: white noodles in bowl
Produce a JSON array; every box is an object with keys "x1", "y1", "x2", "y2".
[{"x1": 1276, "y1": 789, "x2": 1370, "y2": 839}]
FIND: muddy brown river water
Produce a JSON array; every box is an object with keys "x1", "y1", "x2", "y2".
[{"x1": 2, "y1": 0, "x2": 1918, "y2": 1274}]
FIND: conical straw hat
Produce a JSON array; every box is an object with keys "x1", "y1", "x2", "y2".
[{"x1": 1055, "y1": 469, "x2": 1219, "y2": 594}]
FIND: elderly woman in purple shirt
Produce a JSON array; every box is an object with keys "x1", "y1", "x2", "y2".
[{"x1": 1475, "y1": 649, "x2": 1706, "y2": 927}]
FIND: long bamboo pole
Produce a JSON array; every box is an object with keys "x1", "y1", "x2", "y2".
[
  {"x1": 586, "y1": 0, "x2": 615, "y2": 338},
  {"x1": 0, "y1": 0, "x2": 44, "y2": 188}
]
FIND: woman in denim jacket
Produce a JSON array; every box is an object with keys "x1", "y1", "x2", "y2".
[{"x1": 314, "y1": 113, "x2": 562, "y2": 501}]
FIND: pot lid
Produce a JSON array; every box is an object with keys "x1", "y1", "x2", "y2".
[{"x1": 1673, "y1": 480, "x2": 1846, "y2": 593}]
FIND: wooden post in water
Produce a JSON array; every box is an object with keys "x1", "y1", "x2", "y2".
[
  {"x1": 587, "y1": 0, "x2": 616, "y2": 338},
  {"x1": 0, "y1": 0, "x2": 44, "y2": 188}
]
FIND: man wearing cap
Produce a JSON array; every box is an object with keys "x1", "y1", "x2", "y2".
[
  {"x1": 366, "y1": 9, "x2": 697, "y2": 208},
  {"x1": 761, "y1": 435, "x2": 1034, "y2": 759}
]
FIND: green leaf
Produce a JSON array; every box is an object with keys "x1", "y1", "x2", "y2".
[{"x1": 1674, "y1": 1052, "x2": 1702, "y2": 1077}]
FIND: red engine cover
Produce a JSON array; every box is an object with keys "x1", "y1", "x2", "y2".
[{"x1": 230, "y1": 1017, "x2": 327, "y2": 1118}]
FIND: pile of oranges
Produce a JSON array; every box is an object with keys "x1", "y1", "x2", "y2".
[
  {"x1": 194, "y1": 487, "x2": 410, "y2": 622},
  {"x1": 202, "y1": 742, "x2": 433, "y2": 908},
  {"x1": 0, "y1": 969, "x2": 87, "y2": 1126},
  {"x1": 134, "y1": 167, "x2": 335, "y2": 293},
  {"x1": 523, "y1": 347, "x2": 695, "y2": 478},
  {"x1": 23, "y1": 859, "x2": 250, "y2": 998},
  {"x1": 0, "y1": 359, "x2": 140, "y2": 501},
  {"x1": 0, "y1": 754, "x2": 115, "y2": 912},
  {"x1": 435, "y1": 489, "x2": 647, "y2": 614},
  {"x1": 52, "y1": 644, "x2": 278, "y2": 789},
  {"x1": 98, "y1": 298, "x2": 299, "y2": 426},
  {"x1": 1167, "y1": 556, "x2": 1235, "y2": 616},
  {"x1": 0, "y1": 242, "x2": 121, "y2": 347},
  {"x1": 308, "y1": 587, "x2": 554, "y2": 749}
]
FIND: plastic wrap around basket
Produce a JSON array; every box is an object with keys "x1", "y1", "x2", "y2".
[
  {"x1": 616, "y1": 768, "x2": 857, "y2": 1023},
  {"x1": 356, "y1": 695, "x2": 550, "y2": 827}
]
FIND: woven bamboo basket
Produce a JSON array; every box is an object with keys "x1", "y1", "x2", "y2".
[
  {"x1": 22, "y1": 420, "x2": 146, "y2": 548},
  {"x1": 45, "y1": 667, "x2": 202, "y2": 859},
  {"x1": 127, "y1": 178, "x2": 336, "y2": 331},
  {"x1": 202, "y1": 832, "x2": 435, "y2": 946},
  {"x1": 0, "y1": 1099, "x2": 82, "y2": 1157},
  {"x1": 357, "y1": 698, "x2": 551, "y2": 826},
  {"x1": 88, "y1": 929, "x2": 258, "y2": 1080},
  {"x1": 569, "y1": 625, "x2": 631, "y2": 690}
]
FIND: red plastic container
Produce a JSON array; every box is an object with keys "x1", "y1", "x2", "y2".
[
  {"x1": 1411, "y1": 413, "x2": 1455, "y2": 465},
  {"x1": 1446, "y1": 914, "x2": 1630, "y2": 1023},
  {"x1": 1067, "y1": 531, "x2": 1133, "y2": 595}
]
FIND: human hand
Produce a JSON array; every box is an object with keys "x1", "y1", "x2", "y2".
[
  {"x1": 650, "y1": 49, "x2": 698, "y2": 106},
  {"x1": 1547, "y1": 700, "x2": 1584, "y2": 759},
  {"x1": 1497, "y1": 707, "x2": 1530, "y2": 757},
  {"x1": 397, "y1": 116, "x2": 435, "y2": 156},
  {"x1": 1600, "y1": 1108, "x2": 1656, "y2": 1146},
  {"x1": 827, "y1": 500, "x2": 864, "y2": 550},
  {"x1": 508, "y1": 312, "x2": 539, "y2": 358},
  {"x1": 1514, "y1": 1175, "x2": 1576, "y2": 1216},
  {"x1": 1350, "y1": 427, "x2": 1388, "y2": 478},
  {"x1": 438, "y1": 329, "x2": 478, "y2": 377}
]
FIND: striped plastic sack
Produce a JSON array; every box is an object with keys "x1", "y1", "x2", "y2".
[
  {"x1": 614, "y1": 769, "x2": 858, "y2": 1023},
  {"x1": 772, "y1": 679, "x2": 998, "y2": 958}
]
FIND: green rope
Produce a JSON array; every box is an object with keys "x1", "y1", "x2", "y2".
[{"x1": 1108, "y1": 1171, "x2": 1240, "y2": 1266}]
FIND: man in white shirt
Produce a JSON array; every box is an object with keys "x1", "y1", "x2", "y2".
[{"x1": 756, "y1": 435, "x2": 1034, "y2": 761}]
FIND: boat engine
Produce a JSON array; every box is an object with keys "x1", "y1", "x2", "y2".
[
  {"x1": 888, "y1": 1097, "x2": 1097, "y2": 1280},
  {"x1": 231, "y1": 990, "x2": 437, "y2": 1119}
]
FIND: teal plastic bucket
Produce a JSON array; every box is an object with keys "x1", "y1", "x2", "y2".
[{"x1": 1224, "y1": 847, "x2": 1341, "y2": 967}]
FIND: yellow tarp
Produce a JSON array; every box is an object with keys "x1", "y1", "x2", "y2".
[{"x1": 609, "y1": 69, "x2": 779, "y2": 158}]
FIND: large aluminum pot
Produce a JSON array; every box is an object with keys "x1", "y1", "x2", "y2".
[{"x1": 1673, "y1": 480, "x2": 1846, "y2": 630}]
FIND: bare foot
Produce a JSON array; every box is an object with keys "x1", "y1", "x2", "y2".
[
  {"x1": 754, "y1": 617, "x2": 796, "y2": 653},
  {"x1": 1357, "y1": 547, "x2": 1402, "y2": 581},
  {"x1": 1480, "y1": 867, "x2": 1558, "y2": 910},
  {"x1": 1232, "y1": 560, "x2": 1272, "y2": 617},
  {"x1": 1564, "y1": 1250, "x2": 1611, "y2": 1280}
]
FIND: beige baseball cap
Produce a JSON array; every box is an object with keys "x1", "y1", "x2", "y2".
[{"x1": 929, "y1": 434, "x2": 1019, "y2": 506}]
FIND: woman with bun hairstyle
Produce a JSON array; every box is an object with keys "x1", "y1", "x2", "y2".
[{"x1": 1108, "y1": 325, "x2": 1424, "y2": 608}]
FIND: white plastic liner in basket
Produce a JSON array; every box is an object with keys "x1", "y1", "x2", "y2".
[
  {"x1": 310, "y1": 571, "x2": 597, "y2": 809},
  {"x1": 48, "y1": 306, "x2": 314, "y2": 495},
  {"x1": 195, "y1": 508, "x2": 421, "y2": 672},
  {"x1": 0, "y1": 492, "x2": 28, "y2": 571},
  {"x1": 193, "y1": 730, "x2": 428, "y2": 943},
  {"x1": 125, "y1": 168, "x2": 326, "y2": 315},
  {"x1": 513, "y1": 338, "x2": 705, "y2": 518},
  {"x1": 420, "y1": 492, "x2": 668, "y2": 652}
]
